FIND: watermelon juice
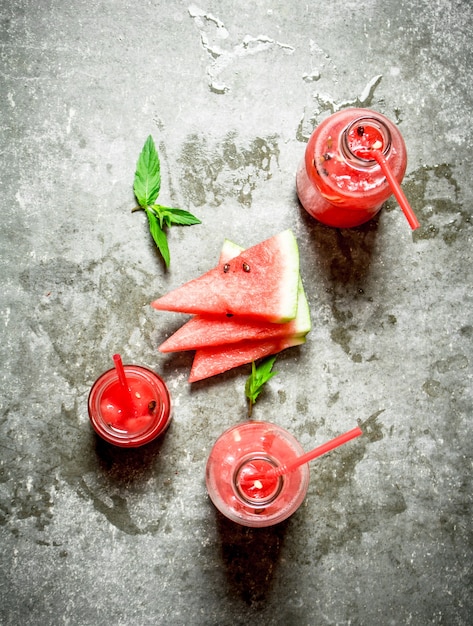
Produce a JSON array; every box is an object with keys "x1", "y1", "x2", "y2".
[
  {"x1": 88, "y1": 365, "x2": 171, "y2": 447},
  {"x1": 205, "y1": 421, "x2": 309, "y2": 527},
  {"x1": 296, "y1": 108, "x2": 407, "y2": 228}
]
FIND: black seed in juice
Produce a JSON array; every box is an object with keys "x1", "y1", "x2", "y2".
[
  {"x1": 357, "y1": 126, "x2": 365, "y2": 136},
  {"x1": 242, "y1": 262, "x2": 250, "y2": 272},
  {"x1": 223, "y1": 263, "x2": 230, "y2": 273}
]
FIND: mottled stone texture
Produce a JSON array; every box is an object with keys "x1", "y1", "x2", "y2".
[{"x1": 1, "y1": 0, "x2": 472, "y2": 624}]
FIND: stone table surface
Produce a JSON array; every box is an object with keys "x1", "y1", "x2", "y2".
[{"x1": 1, "y1": 1, "x2": 472, "y2": 624}]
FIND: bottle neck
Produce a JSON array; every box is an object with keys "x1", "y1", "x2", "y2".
[
  {"x1": 233, "y1": 456, "x2": 283, "y2": 507},
  {"x1": 340, "y1": 116, "x2": 392, "y2": 168}
]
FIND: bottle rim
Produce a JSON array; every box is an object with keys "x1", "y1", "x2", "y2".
[
  {"x1": 340, "y1": 115, "x2": 392, "y2": 168},
  {"x1": 233, "y1": 454, "x2": 284, "y2": 507}
]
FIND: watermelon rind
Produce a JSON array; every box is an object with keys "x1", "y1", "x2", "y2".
[
  {"x1": 188, "y1": 335, "x2": 306, "y2": 383},
  {"x1": 151, "y1": 230, "x2": 300, "y2": 323},
  {"x1": 220, "y1": 239, "x2": 244, "y2": 263},
  {"x1": 158, "y1": 280, "x2": 310, "y2": 352},
  {"x1": 158, "y1": 241, "x2": 311, "y2": 352}
]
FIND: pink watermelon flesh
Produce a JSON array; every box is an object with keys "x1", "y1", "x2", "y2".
[
  {"x1": 158, "y1": 239, "x2": 311, "y2": 352},
  {"x1": 189, "y1": 336, "x2": 306, "y2": 383},
  {"x1": 158, "y1": 281, "x2": 310, "y2": 352},
  {"x1": 151, "y1": 230, "x2": 300, "y2": 323}
]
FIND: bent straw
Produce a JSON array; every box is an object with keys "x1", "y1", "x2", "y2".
[
  {"x1": 371, "y1": 149, "x2": 420, "y2": 231},
  {"x1": 269, "y1": 425, "x2": 363, "y2": 478},
  {"x1": 239, "y1": 426, "x2": 364, "y2": 486},
  {"x1": 113, "y1": 353, "x2": 136, "y2": 417}
]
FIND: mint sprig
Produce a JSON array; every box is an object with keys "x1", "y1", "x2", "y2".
[
  {"x1": 245, "y1": 356, "x2": 278, "y2": 418},
  {"x1": 133, "y1": 135, "x2": 201, "y2": 267}
]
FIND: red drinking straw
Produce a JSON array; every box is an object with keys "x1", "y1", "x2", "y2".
[
  {"x1": 371, "y1": 149, "x2": 420, "y2": 231},
  {"x1": 112, "y1": 353, "x2": 137, "y2": 417},
  {"x1": 265, "y1": 425, "x2": 363, "y2": 479}
]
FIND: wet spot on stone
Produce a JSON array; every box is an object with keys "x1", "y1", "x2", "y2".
[
  {"x1": 306, "y1": 408, "x2": 408, "y2": 558},
  {"x1": 6, "y1": 477, "x2": 56, "y2": 532},
  {"x1": 359, "y1": 409, "x2": 385, "y2": 443},
  {"x1": 296, "y1": 397, "x2": 308, "y2": 415},
  {"x1": 20, "y1": 257, "x2": 86, "y2": 294},
  {"x1": 460, "y1": 325, "x2": 473, "y2": 338},
  {"x1": 327, "y1": 391, "x2": 340, "y2": 407},
  {"x1": 434, "y1": 354, "x2": 468, "y2": 374},
  {"x1": 278, "y1": 389, "x2": 287, "y2": 404},
  {"x1": 178, "y1": 131, "x2": 280, "y2": 208},
  {"x1": 379, "y1": 484, "x2": 407, "y2": 515},
  {"x1": 422, "y1": 379, "x2": 444, "y2": 398},
  {"x1": 330, "y1": 325, "x2": 362, "y2": 363},
  {"x1": 403, "y1": 164, "x2": 470, "y2": 245}
]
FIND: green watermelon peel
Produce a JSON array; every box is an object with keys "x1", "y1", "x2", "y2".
[
  {"x1": 189, "y1": 335, "x2": 306, "y2": 383},
  {"x1": 158, "y1": 240, "x2": 311, "y2": 353},
  {"x1": 152, "y1": 230, "x2": 309, "y2": 382}
]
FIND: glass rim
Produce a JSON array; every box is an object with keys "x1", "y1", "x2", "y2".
[
  {"x1": 88, "y1": 364, "x2": 172, "y2": 447},
  {"x1": 233, "y1": 454, "x2": 284, "y2": 507},
  {"x1": 341, "y1": 115, "x2": 392, "y2": 167}
]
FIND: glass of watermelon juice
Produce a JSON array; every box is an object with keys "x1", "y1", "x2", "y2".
[
  {"x1": 206, "y1": 421, "x2": 310, "y2": 527},
  {"x1": 88, "y1": 360, "x2": 171, "y2": 448},
  {"x1": 296, "y1": 108, "x2": 409, "y2": 228}
]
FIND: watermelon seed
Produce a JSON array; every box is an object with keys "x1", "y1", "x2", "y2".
[
  {"x1": 226, "y1": 313, "x2": 233, "y2": 317},
  {"x1": 242, "y1": 262, "x2": 251, "y2": 272},
  {"x1": 223, "y1": 263, "x2": 230, "y2": 273},
  {"x1": 148, "y1": 400, "x2": 156, "y2": 413}
]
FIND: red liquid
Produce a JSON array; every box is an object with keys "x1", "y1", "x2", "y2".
[
  {"x1": 88, "y1": 365, "x2": 171, "y2": 447},
  {"x1": 206, "y1": 422, "x2": 309, "y2": 527},
  {"x1": 296, "y1": 108, "x2": 407, "y2": 227},
  {"x1": 99, "y1": 379, "x2": 155, "y2": 433},
  {"x1": 236, "y1": 458, "x2": 280, "y2": 501}
]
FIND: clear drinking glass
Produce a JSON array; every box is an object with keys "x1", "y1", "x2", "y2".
[
  {"x1": 88, "y1": 365, "x2": 172, "y2": 447},
  {"x1": 206, "y1": 421, "x2": 310, "y2": 527},
  {"x1": 296, "y1": 108, "x2": 407, "y2": 227}
]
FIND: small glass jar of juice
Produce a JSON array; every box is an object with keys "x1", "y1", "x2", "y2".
[
  {"x1": 296, "y1": 108, "x2": 407, "y2": 228},
  {"x1": 88, "y1": 364, "x2": 172, "y2": 447},
  {"x1": 206, "y1": 421, "x2": 309, "y2": 527}
]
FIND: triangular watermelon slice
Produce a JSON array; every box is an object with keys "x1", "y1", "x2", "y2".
[
  {"x1": 151, "y1": 230, "x2": 300, "y2": 323},
  {"x1": 158, "y1": 242, "x2": 311, "y2": 352},
  {"x1": 188, "y1": 336, "x2": 306, "y2": 383}
]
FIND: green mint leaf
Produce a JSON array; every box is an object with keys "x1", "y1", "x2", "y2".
[
  {"x1": 245, "y1": 356, "x2": 278, "y2": 417},
  {"x1": 133, "y1": 135, "x2": 161, "y2": 207},
  {"x1": 131, "y1": 137, "x2": 201, "y2": 267},
  {"x1": 155, "y1": 206, "x2": 202, "y2": 226},
  {"x1": 145, "y1": 207, "x2": 170, "y2": 267}
]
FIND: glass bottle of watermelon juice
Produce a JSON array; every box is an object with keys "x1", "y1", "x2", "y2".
[
  {"x1": 206, "y1": 421, "x2": 310, "y2": 527},
  {"x1": 296, "y1": 108, "x2": 407, "y2": 228},
  {"x1": 88, "y1": 364, "x2": 172, "y2": 447}
]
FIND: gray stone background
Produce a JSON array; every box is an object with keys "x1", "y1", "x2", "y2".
[{"x1": 1, "y1": 0, "x2": 472, "y2": 624}]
